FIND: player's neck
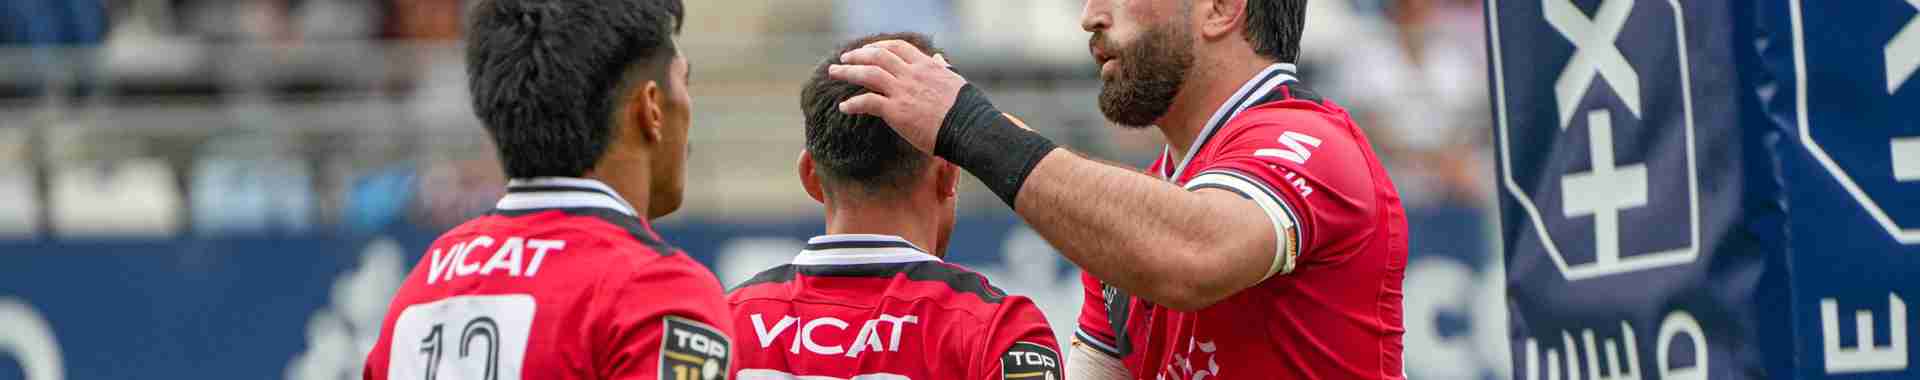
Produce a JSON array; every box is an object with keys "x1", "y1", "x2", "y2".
[
  {"x1": 583, "y1": 163, "x2": 652, "y2": 221},
  {"x1": 821, "y1": 202, "x2": 942, "y2": 258},
  {"x1": 1158, "y1": 57, "x2": 1276, "y2": 164}
]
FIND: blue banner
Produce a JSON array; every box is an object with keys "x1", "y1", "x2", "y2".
[
  {"x1": 1760, "y1": 0, "x2": 1920, "y2": 378},
  {"x1": 1491, "y1": 0, "x2": 1780, "y2": 378},
  {"x1": 1500, "y1": 0, "x2": 1920, "y2": 378}
]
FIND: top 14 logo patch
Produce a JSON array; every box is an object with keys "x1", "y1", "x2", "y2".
[{"x1": 662, "y1": 316, "x2": 731, "y2": 380}]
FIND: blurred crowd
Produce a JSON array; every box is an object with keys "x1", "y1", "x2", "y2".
[
  {"x1": 0, "y1": 0, "x2": 462, "y2": 43},
  {"x1": 0, "y1": 0, "x2": 1491, "y2": 240},
  {"x1": 1, "y1": 0, "x2": 462, "y2": 97}
]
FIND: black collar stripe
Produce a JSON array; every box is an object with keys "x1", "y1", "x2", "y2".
[
  {"x1": 495, "y1": 187, "x2": 634, "y2": 215},
  {"x1": 727, "y1": 262, "x2": 1007, "y2": 303},
  {"x1": 1282, "y1": 83, "x2": 1324, "y2": 105},
  {"x1": 505, "y1": 185, "x2": 620, "y2": 198},
  {"x1": 802, "y1": 240, "x2": 922, "y2": 251},
  {"x1": 1254, "y1": 83, "x2": 1323, "y2": 106}
]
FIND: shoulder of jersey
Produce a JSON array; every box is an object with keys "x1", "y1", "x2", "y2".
[
  {"x1": 1236, "y1": 84, "x2": 1344, "y2": 123},
  {"x1": 472, "y1": 209, "x2": 704, "y2": 286},
  {"x1": 917, "y1": 262, "x2": 1013, "y2": 304},
  {"x1": 1226, "y1": 90, "x2": 1358, "y2": 142}
]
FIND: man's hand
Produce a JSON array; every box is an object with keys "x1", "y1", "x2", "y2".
[{"x1": 828, "y1": 40, "x2": 964, "y2": 153}]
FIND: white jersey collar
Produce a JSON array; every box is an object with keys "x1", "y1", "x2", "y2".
[
  {"x1": 1162, "y1": 62, "x2": 1300, "y2": 180},
  {"x1": 793, "y1": 234, "x2": 940, "y2": 266},
  {"x1": 494, "y1": 177, "x2": 639, "y2": 217}
]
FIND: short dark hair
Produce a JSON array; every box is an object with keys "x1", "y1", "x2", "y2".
[
  {"x1": 466, "y1": 0, "x2": 685, "y2": 178},
  {"x1": 1243, "y1": 0, "x2": 1307, "y2": 63},
  {"x1": 800, "y1": 33, "x2": 941, "y2": 198}
]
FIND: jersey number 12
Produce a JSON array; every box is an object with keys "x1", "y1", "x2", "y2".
[{"x1": 389, "y1": 295, "x2": 537, "y2": 380}]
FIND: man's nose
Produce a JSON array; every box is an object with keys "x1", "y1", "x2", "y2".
[{"x1": 1080, "y1": 0, "x2": 1110, "y2": 33}]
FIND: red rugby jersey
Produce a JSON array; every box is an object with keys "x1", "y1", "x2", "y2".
[
  {"x1": 727, "y1": 234, "x2": 1061, "y2": 380},
  {"x1": 364, "y1": 178, "x2": 734, "y2": 380},
  {"x1": 1074, "y1": 64, "x2": 1408, "y2": 380}
]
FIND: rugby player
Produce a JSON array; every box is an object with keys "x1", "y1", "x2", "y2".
[
  {"x1": 825, "y1": 0, "x2": 1409, "y2": 378},
  {"x1": 726, "y1": 33, "x2": 1062, "y2": 380},
  {"x1": 363, "y1": 1, "x2": 734, "y2": 379}
]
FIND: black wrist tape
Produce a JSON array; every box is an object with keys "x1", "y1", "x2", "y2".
[{"x1": 935, "y1": 84, "x2": 1058, "y2": 207}]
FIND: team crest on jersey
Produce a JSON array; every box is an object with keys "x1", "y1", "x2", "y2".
[
  {"x1": 1001, "y1": 342, "x2": 1061, "y2": 380},
  {"x1": 660, "y1": 316, "x2": 730, "y2": 380}
]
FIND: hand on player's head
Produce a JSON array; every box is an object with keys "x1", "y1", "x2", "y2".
[
  {"x1": 826, "y1": 39, "x2": 968, "y2": 154},
  {"x1": 803, "y1": 33, "x2": 948, "y2": 203}
]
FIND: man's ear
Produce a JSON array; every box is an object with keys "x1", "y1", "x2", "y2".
[
  {"x1": 798, "y1": 151, "x2": 827, "y2": 204},
  {"x1": 1198, "y1": 0, "x2": 1248, "y2": 39},
  {"x1": 934, "y1": 159, "x2": 960, "y2": 200},
  {"x1": 634, "y1": 80, "x2": 666, "y2": 143}
]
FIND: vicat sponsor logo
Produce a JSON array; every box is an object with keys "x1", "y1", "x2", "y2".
[
  {"x1": 750, "y1": 313, "x2": 919, "y2": 358},
  {"x1": 425, "y1": 236, "x2": 567, "y2": 284}
]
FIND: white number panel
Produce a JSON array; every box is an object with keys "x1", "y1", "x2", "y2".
[{"x1": 388, "y1": 294, "x2": 537, "y2": 380}]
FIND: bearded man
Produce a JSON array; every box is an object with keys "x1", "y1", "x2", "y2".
[{"x1": 823, "y1": 0, "x2": 1409, "y2": 379}]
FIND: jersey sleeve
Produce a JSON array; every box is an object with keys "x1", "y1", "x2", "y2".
[
  {"x1": 1185, "y1": 104, "x2": 1377, "y2": 278},
  {"x1": 972, "y1": 296, "x2": 1064, "y2": 380},
  {"x1": 596, "y1": 256, "x2": 736, "y2": 380}
]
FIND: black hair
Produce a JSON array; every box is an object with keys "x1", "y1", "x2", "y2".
[
  {"x1": 800, "y1": 32, "x2": 941, "y2": 198},
  {"x1": 466, "y1": 0, "x2": 685, "y2": 178},
  {"x1": 1243, "y1": 0, "x2": 1307, "y2": 63}
]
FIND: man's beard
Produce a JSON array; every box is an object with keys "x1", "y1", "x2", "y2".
[{"x1": 1095, "y1": 23, "x2": 1196, "y2": 129}]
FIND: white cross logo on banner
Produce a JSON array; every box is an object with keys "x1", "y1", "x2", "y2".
[
  {"x1": 1560, "y1": 110, "x2": 1649, "y2": 267},
  {"x1": 1547, "y1": 0, "x2": 1641, "y2": 127},
  {"x1": 1494, "y1": 0, "x2": 1702, "y2": 281}
]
